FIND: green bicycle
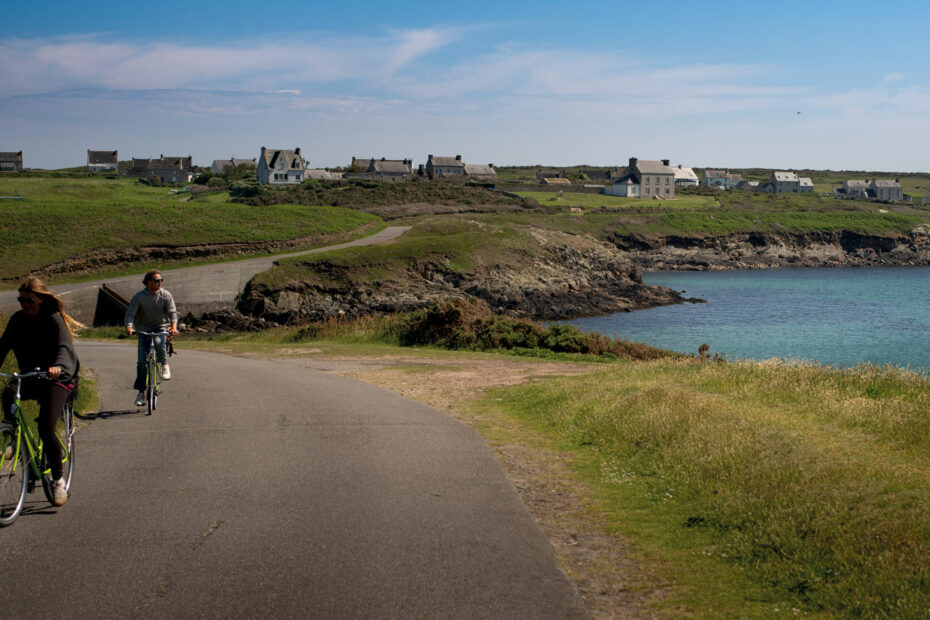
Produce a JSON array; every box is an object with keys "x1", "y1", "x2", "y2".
[
  {"x1": 136, "y1": 330, "x2": 168, "y2": 415},
  {"x1": 0, "y1": 370, "x2": 75, "y2": 526}
]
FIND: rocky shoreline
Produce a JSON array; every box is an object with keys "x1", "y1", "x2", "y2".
[
  {"x1": 189, "y1": 227, "x2": 930, "y2": 331},
  {"x1": 611, "y1": 227, "x2": 930, "y2": 271}
]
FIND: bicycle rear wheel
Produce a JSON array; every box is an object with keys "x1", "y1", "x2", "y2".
[
  {"x1": 41, "y1": 399, "x2": 75, "y2": 503},
  {"x1": 0, "y1": 429, "x2": 27, "y2": 526}
]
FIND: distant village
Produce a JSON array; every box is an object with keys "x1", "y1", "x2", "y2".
[{"x1": 0, "y1": 148, "x2": 919, "y2": 204}]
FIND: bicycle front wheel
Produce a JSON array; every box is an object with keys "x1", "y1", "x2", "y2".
[
  {"x1": 147, "y1": 358, "x2": 157, "y2": 415},
  {"x1": 0, "y1": 430, "x2": 28, "y2": 526},
  {"x1": 41, "y1": 399, "x2": 75, "y2": 503}
]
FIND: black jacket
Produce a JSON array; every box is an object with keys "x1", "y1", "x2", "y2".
[{"x1": 0, "y1": 310, "x2": 79, "y2": 382}]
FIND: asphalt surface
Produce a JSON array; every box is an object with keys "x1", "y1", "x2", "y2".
[{"x1": 0, "y1": 342, "x2": 589, "y2": 618}]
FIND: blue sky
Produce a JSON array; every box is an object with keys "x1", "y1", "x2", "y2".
[{"x1": 2, "y1": 0, "x2": 928, "y2": 171}]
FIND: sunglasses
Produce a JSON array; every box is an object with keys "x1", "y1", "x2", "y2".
[
  {"x1": 150, "y1": 279, "x2": 164, "y2": 283},
  {"x1": 17, "y1": 296, "x2": 38, "y2": 304}
]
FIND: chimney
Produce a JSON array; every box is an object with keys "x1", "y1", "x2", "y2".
[
  {"x1": 294, "y1": 147, "x2": 300, "y2": 155},
  {"x1": 662, "y1": 159, "x2": 670, "y2": 166},
  {"x1": 455, "y1": 154, "x2": 461, "y2": 161},
  {"x1": 629, "y1": 157, "x2": 638, "y2": 168}
]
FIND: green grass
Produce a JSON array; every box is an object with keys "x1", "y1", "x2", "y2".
[
  {"x1": 517, "y1": 190, "x2": 719, "y2": 210},
  {"x1": 0, "y1": 176, "x2": 383, "y2": 284},
  {"x1": 476, "y1": 358, "x2": 930, "y2": 617}
]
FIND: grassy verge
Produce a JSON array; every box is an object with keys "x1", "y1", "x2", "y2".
[{"x1": 476, "y1": 358, "x2": 930, "y2": 616}]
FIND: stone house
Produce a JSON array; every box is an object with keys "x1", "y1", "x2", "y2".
[
  {"x1": 257, "y1": 147, "x2": 305, "y2": 185},
  {"x1": 841, "y1": 179, "x2": 870, "y2": 199},
  {"x1": 425, "y1": 155, "x2": 466, "y2": 179},
  {"x1": 87, "y1": 150, "x2": 118, "y2": 172},
  {"x1": 870, "y1": 179, "x2": 903, "y2": 202},
  {"x1": 603, "y1": 158, "x2": 675, "y2": 198},
  {"x1": 368, "y1": 158, "x2": 413, "y2": 179},
  {"x1": 771, "y1": 170, "x2": 801, "y2": 193},
  {"x1": 799, "y1": 177, "x2": 814, "y2": 193},
  {"x1": 131, "y1": 155, "x2": 193, "y2": 183},
  {"x1": 211, "y1": 157, "x2": 257, "y2": 175},
  {"x1": 0, "y1": 151, "x2": 24, "y2": 172}
]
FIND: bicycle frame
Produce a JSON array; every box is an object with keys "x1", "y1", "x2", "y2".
[{"x1": 0, "y1": 371, "x2": 63, "y2": 481}]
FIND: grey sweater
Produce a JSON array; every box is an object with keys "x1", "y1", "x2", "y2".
[{"x1": 125, "y1": 288, "x2": 178, "y2": 332}]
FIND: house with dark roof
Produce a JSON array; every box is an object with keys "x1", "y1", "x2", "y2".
[
  {"x1": 870, "y1": 179, "x2": 903, "y2": 202},
  {"x1": 702, "y1": 169, "x2": 742, "y2": 189},
  {"x1": 425, "y1": 155, "x2": 466, "y2": 179},
  {"x1": 368, "y1": 158, "x2": 413, "y2": 178},
  {"x1": 130, "y1": 155, "x2": 193, "y2": 182},
  {"x1": 257, "y1": 147, "x2": 305, "y2": 185},
  {"x1": 87, "y1": 150, "x2": 118, "y2": 172},
  {"x1": 0, "y1": 151, "x2": 24, "y2": 172},
  {"x1": 211, "y1": 157, "x2": 257, "y2": 175},
  {"x1": 604, "y1": 158, "x2": 675, "y2": 198}
]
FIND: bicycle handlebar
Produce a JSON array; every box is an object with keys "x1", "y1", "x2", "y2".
[
  {"x1": 0, "y1": 369, "x2": 50, "y2": 381},
  {"x1": 134, "y1": 330, "x2": 170, "y2": 336}
]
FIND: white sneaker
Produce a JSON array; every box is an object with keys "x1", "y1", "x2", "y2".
[
  {"x1": 51, "y1": 477, "x2": 68, "y2": 507},
  {"x1": 162, "y1": 365, "x2": 171, "y2": 380},
  {"x1": 135, "y1": 392, "x2": 145, "y2": 407}
]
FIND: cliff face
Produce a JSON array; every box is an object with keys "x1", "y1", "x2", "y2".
[
  {"x1": 238, "y1": 228, "x2": 694, "y2": 323},
  {"x1": 234, "y1": 226, "x2": 930, "y2": 324},
  {"x1": 611, "y1": 227, "x2": 930, "y2": 271}
]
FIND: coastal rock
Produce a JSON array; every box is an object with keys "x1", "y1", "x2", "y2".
[{"x1": 238, "y1": 228, "x2": 697, "y2": 323}]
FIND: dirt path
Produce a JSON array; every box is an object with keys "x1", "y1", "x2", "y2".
[{"x1": 246, "y1": 348, "x2": 669, "y2": 617}]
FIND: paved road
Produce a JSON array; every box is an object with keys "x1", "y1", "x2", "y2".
[
  {"x1": 0, "y1": 226, "x2": 411, "y2": 323},
  {"x1": 0, "y1": 342, "x2": 588, "y2": 618}
]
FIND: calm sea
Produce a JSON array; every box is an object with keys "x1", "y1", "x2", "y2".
[{"x1": 565, "y1": 266, "x2": 930, "y2": 372}]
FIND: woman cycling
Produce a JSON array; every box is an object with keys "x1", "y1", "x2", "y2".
[{"x1": 0, "y1": 277, "x2": 81, "y2": 507}]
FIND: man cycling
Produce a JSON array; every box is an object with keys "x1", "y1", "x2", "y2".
[{"x1": 125, "y1": 270, "x2": 178, "y2": 407}]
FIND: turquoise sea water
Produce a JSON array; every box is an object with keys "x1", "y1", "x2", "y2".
[{"x1": 565, "y1": 266, "x2": 930, "y2": 372}]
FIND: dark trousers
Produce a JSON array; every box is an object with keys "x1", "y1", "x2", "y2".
[{"x1": 2, "y1": 380, "x2": 70, "y2": 479}]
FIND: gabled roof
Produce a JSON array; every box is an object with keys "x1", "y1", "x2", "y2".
[
  {"x1": 799, "y1": 177, "x2": 814, "y2": 187},
  {"x1": 542, "y1": 177, "x2": 571, "y2": 185},
  {"x1": 672, "y1": 166, "x2": 699, "y2": 181},
  {"x1": 87, "y1": 150, "x2": 118, "y2": 164},
  {"x1": 772, "y1": 171, "x2": 799, "y2": 182},
  {"x1": 0, "y1": 151, "x2": 23, "y2": 161},
  {"x1": 262, "y1": 148, "x2": 305, "y2": 170},
  {"x1": 370, "y1": 159, "x2": 412, "y2": 174},
  {"x1": 429, "y1": 155, "x2": 465, "y2": 168},
  {"x1": 844, "y1": 180, "x2": 868, "y2": 189},
  {"x1": 463, "y1": 164, "x2": 496, "y2": 176},
  {"x1": 635, "y1": 160, "x2": 674, "y2": 175},
  {"x1": 306, "y1": 169, "x2": 343, "y2": 180},
  {"x1": 213, "y1": 158, "x2": 256, "y2": 169},
  {"x1": 871, "y1": 179, "x2": 901, "y2": 188}
]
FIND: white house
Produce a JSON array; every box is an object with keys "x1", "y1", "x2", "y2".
[
  {"x1": 799, "y1": 177, "x2": 814, "y2": 193},
  {"x1": 257, "y1": 147, "x2": 305, "y2": 185},
  {"x1": 672, "y1": 165, "x2": 699, "y2": 187}
]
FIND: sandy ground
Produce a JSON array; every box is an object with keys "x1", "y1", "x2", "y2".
[{"x1": 255, "y1": 349, "x2": 670, "y2": 618}]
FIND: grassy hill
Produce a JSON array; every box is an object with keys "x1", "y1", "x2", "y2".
[{"x1": 0, "y1": 176, "x2": 383, "y2": 286}]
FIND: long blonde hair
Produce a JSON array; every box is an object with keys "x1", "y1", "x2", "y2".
[{"x1": 19, "y1": 277, "x2": 83, "y2": 336}]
